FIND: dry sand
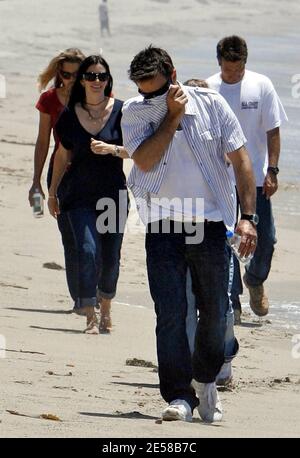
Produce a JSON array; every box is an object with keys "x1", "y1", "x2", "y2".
[{"x1": 0, "y1": 0, "x2": 300, "y2": 438}]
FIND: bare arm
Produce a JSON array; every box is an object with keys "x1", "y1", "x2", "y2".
[
  {"x1": 263, "y1": 127, "x2": 280, "y2": 199},
  {"x1": 132, "y1": 85, "x2": 187, "y2": 173},
  {"x1": 229, "y1": 145, "x2": 257, "y2": 257},
  {"x1": 48, "y1": 144, "x2": 71, "y2": 218},
  {"x1": 90, "y1": 139, "x2": 130, "y2": 159},
  {"x1": 28, "y1": 112, "x2": 52, "y2": 205}
]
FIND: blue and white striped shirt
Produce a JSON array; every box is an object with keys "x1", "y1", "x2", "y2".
[{"x1": 121, "y1": 85, "x2": 246, "y2": 230}]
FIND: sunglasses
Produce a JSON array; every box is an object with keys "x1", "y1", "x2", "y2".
[
  {"x1": 82, "y1": 72, "x2": 109, "y2": 82},
  {"x1": 60, "y1": 70, "x2": 78, "y2": 80},
  {"x1": 138, "y1": 78, "x2": 172, "y2": 99}
]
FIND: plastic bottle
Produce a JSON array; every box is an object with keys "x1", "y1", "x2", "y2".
[
  {"x1": 32, "y1": 188, "x2": 44, "y2": 218},
  {"x1": 226, "y1": 230, "x2": 253, "y2": 264}
]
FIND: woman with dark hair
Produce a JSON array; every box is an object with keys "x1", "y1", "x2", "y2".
[
  {"x1": 28, "y1": 48, "x2": 85, "y2": 205},
  {"x1": 48, "y1": 55, "x2": 128, "y2": 334}
]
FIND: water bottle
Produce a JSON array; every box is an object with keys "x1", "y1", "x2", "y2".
[
  {"x1": 32, "y1": 188, "x2": 44, "y2": 218},
  {"x1": 226, "y1": 230, "x2": 253, "y2": 264}
]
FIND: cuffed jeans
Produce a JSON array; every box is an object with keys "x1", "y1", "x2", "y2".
[
  {"x1": 57, "y1": 208, "x2": 124, "y2": 310},
  {"x1": 231, "y1": 187, "x2": 277, "y2": 307},
  {"x1": 146, "y1": 220, "x2": 238, "y2": 409}
]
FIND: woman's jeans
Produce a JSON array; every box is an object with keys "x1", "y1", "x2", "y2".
[
  {"x1": 57, "y1": 208, "x2": 124, "y2": 310},
  {"x1": 146, "y1": 220, "x2": 238, "y2": 409}
]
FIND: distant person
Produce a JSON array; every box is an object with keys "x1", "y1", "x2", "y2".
[
  {"x1": 207, "y1": 35, "x2": 288, "y2": 325},
  {"x1": 99, "y1": 0, "x2": 111, "y2": 37},
  {"x1": 48, "y1": 55, "x2": 128, "y2": 335}
]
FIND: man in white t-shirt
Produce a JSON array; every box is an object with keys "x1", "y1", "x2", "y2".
[{"x1": 207, "y1": 35, "x2": 288, "y2": 324}]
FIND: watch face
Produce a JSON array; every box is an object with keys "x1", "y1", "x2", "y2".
[
  {"x1": 241, "y1": 213, "x2": 259, "y2": 225},
  {"x1": 268, "y1": 166, "x2": 279, "y2": 175}
]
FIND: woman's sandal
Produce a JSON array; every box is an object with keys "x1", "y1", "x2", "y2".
[
  {"x1": 84, "y1": 307, "x2": 99, "y2": 335},
  {"x1": 99, "y1": 312, "x2": 112, "y2": 334}
]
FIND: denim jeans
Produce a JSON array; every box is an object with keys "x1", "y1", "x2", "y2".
[
  {"x1": 231, "y1": 187, "x2": 277, "y2": 306},
  {"x1": 49, "y1": 164, "x2": 82, "y2": 306},
  {"x1": 146, "y1": 220, "x2": 238, "y2": 409},
  {"x1": 57, "y1": 208, "x2": 124, "y2": 310},
  {"x1": 185, "y1": 270, "x2": 198, "y2": 354},
  {"x1": 186, "y1": 262, "x2": 237, "y2": 362}
]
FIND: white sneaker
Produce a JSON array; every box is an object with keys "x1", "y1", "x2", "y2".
[
  {"x1": 192, "y1": 381, "x2": 223, "y2": 423},
  {"x1": 216, "y1": 362, "x2": 233, "y2": 386},
  {"x1": 162, "y1": 399, "x2": 193, "y2": 422}
]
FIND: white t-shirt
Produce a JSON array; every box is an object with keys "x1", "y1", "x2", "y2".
[
  {"x1": 206, "y1": 69, "x2": 288, "y2": 186},
  {"x1": 149, "y1": 129, "x2": 222, "y2": 222}
]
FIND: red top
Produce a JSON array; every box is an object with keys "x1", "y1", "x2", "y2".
[{"x1": 36, "y1": 88, "x2": 64, "y2": 154}]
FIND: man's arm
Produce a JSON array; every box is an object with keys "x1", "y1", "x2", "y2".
[
  {"x1": 132, "y1": 85, "x2": 187, "y2": 173},
  {"x1": 263, "y1": 127, "x2": 280, "y2": 199},
  {"x1": 229, "y1": 145, "x2": 257, "y2": 258}
]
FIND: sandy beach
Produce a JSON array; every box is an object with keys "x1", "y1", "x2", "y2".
[{"x1": 0, "y1": 0, "x2": 300, "y2": 438}]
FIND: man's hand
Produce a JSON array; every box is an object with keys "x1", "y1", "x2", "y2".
[
  {"x1": 235, "y1": 219, "x2": 257, "y2": 258},
  {"x1": 166, "y1": 84, "x2": 188, "y2": 121},
  {"x1": 263, "y1": 170, "x2": 278, "y2": 199}
]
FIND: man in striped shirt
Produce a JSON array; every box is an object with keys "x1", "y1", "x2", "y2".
[{"x1": 121, "y1": 46, "x2": 257, "y2": 423}]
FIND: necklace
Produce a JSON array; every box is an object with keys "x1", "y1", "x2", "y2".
[
  {"x1": 85, "y1": 98, "x2": 106, "y2": 106},
  {"x1": 84, "y1": 106, "x2": 104, "y2": 124}
]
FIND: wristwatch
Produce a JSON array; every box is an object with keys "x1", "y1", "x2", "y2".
[
  {"x1": 113, "y1": 145, "x2": 121, "y2": 157},
  {"x1": 240, "y1": 213, "x2": 259, "y2": 226},
  {"x1": 267, "y1": 166, "x2": 279, "y2": 175}
]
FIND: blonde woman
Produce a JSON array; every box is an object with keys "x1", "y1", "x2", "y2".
[
  {"x1": 28, "y1": 49, "x2": 85, "y2": 328},
  {"x1": 28, "y1": 48, "x2": 85, "y2": 205}
]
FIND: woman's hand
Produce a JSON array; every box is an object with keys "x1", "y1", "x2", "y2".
[
  {"x1": 90, "y1": 138, "x2": 113, "y2": 155},
  {"x1": 28, "y1": 182, "x2": 45, "y2": 207},
  {"x1": 48, "y1": 195, "x2": 60, "y2": 219}
]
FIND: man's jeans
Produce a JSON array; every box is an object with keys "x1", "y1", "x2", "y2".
[
  {"x1": 57, "y1": 208, "x2": 124, "y2": 310},
  {"x1": 146, "y1": 220, "x2": 238, "y2": 409},
  {"x1": 231, "y1": 187, "x2": 277, "y2": 307}
]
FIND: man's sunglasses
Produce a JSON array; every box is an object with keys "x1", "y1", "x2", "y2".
[
  {"x1": 82, "y1": 72, "x2": 109, "y2": 82},
  {"x1": 138, "y1": 78, "x2": 172, "y2": 99},
  {"x1": 60, "y1": 70, "x2": 78, "y2": 80}
]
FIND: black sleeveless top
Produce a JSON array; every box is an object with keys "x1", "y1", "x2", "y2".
[{"x1": 55, "y1": 99, "x2": 127, "y2": 212}]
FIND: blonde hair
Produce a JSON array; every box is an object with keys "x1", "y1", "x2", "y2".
[{"x1": 38, "y1": 48, "x2": 85, "y2": 92}]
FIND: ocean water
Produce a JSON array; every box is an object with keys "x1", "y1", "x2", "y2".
[{"x1": 242, "y1": 301, "x2": 300, "y2": 332}]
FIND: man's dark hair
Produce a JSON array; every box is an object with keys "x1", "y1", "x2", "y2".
[
  {"x1": 129, "y1": 45, "x2": 174, "y2": 82},
  {"x1": 216, "y1": 35, "x2": 248, "y2": 64}
]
